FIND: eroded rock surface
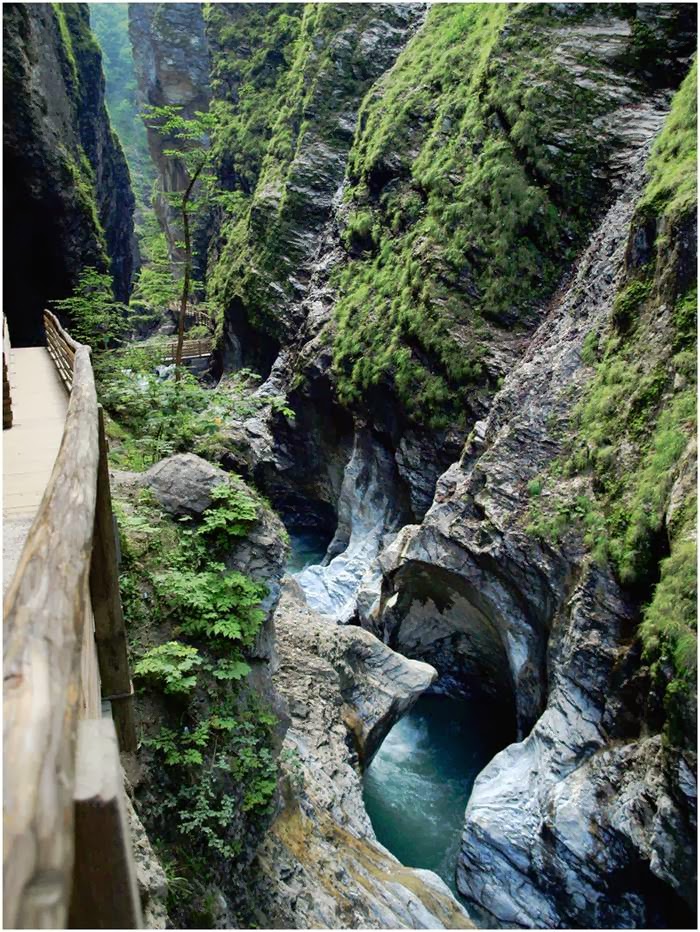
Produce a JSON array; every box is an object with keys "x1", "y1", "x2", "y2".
[
  {"x1": 371, "y1": 126, "x2": 696, "y2": 927},
  {"x1": 255, "y1": 580, "x2": 472, "y2": 929}
]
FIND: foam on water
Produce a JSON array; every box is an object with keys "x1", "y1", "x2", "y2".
[{"x1": 364, "y1": 693, "x2": 512, "y2": 897}]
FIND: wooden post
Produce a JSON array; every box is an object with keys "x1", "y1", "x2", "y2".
[
  {"x1": 68, "y1": 719, "x2": 142, "y2": 929},
  {"x1": 3, "y1": 314, "x2": 12, "y2": 429},
  {"x1": 89, "y1": 406, "x2": 137, "y2": 752}
]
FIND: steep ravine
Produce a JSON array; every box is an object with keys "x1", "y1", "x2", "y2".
[{"x1": 120, "y1": 4, "x2": 697, "y2": 928}]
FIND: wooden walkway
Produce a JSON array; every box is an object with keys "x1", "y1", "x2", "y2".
[
  {"x1": 3, "y1": 346, "x2": 68, "y2": 590},
  {"x1": 4, "y1": 312, "x2": 140, "y2": 928}
]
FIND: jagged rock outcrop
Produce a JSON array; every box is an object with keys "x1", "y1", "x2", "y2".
[
  {"x1": 254, "y1": 579, "x2": 473, "y2": 930},
  {"x1": 3, "y1": 2, "x2": 135, "y2": 345},
  {"x1": 370, "y1": 100, "x2": 697, "y2": 927}
]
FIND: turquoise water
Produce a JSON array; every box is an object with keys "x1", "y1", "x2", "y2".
[
  {"x1": 286, "y1": 528, "x2": 330, "y2": 573},
  {"x1": 363, "y1": 693, "x2": 511, "y2": 897}
]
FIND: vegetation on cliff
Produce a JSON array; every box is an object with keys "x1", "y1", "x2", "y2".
[
  {"x1": 332, "y1": 4, "x2": 692, "y2": 427},
  {"x1": 528, "y1": 62, "x2": 697, "y2": 744}
]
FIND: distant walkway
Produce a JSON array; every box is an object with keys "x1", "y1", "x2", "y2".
[{"x1": 3, "y1": 346, "x2": 68, "y2": 590}]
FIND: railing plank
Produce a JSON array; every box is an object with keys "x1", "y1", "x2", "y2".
[
  {"x1": 3, "y1": 314, "x2": 13, "y2": 429},
  {"x1": 67, "y1": 719, "x2": 142, "y2": 929},
  {"x1": 3, "y1": 348, "x2": 99, "y2": 928},
  {"x1": 89, "y1": 406, "x2": 137, "y2": 752}
]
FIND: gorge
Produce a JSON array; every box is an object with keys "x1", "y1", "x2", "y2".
[{"x1": 2, "y1": 2, "x2": 697, "y2": 930}]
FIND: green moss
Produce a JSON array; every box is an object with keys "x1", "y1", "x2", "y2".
[
  {"x1": 52, "y1": 3, "x2": 78, "y2": 85},
  {"x1": 637, "y1": 61, "x2": 697, "y2": 221},
  {"x1": 612, "y1": 278, "x2": 653, "y2": 331},
  {"x1": 332, "y1": 4, "x2": 644, "y2": 426},
  {"x1": 641, "y1": 536, "x2": 697, "y2": 677}
]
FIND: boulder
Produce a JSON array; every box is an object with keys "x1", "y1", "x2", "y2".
[{"x1": 143, "y1": 453, "x2": 228, "y2": 518}]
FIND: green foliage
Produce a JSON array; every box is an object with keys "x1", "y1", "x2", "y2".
[
  {"x1": 154, "y1": 566, "x2": 266, "y2": 646},
  {"x1": 330, "y1": 3, "x2": 633, "y2": 425},
  {"x1": 134, "y1": 641, "x2": 203, "y2": 695},
  {"x1": 640, "y1": 538, "x2": 697, "y2": 679},
  {"x1": 612, "y1": 278, "x2": 653, "y2": 331},
  {"x1": 130, "y1": 216, "x2": 180, "y2": 320},
  {"x1": 52, "y1": 266, "x2": 127, "y2": 350},
  {"x1": 116, "y1": 479, "x2": 279, "y2": 874},
  {"x1": 637, "y1": 61, "x2": 697, "y2": 221},
  {"x1": 342, "y1": 210, "x2": 376, "y2": 252},
  {"x1": 52, "y1": 4, "x2": 78, "y2": 84},
  {"x1": 97, "y1": 346, "x2": 289, "y2": 468},
  {"x1": 196, "y1": 483, "x2": 259, "y2": 552},
  {"x1": 144, "y1": 104, "x2": 217, "y2": 183},
  {"x1": 527, "y1": 478, "x2": 543, "y2": 497},
  {"x1": 581, "y1": 330, "x2": 600, "y2": 365}
]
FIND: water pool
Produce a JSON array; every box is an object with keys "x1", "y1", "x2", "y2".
[
  {"x1": 363, "y1": 692, "x2": 512, "y2": 897},
  {"x1": 286, "y1": 527, "x2": 331, "y2": 574}
]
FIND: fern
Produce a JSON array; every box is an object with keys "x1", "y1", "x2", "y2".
[{"x1": 134, "y1": 641, "x2": 202, "y2": 694}]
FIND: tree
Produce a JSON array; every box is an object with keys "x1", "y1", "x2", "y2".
[
  {"x1": 144, "y1": 105, "x2": 217, "y2": 380},
  {"x1": 130, "y1": 215, "x2": 180, "y2": 327},
  {"x1": 52, "y1": 267, "x2": 127, "y2": 351}
]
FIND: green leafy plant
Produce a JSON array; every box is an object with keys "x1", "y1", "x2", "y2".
[
  {"x1": 154, "y1": 566, "x2": 266, "y2": 646},
  {"x1": 52, "y1": 266, "x2": 128, "y2": 351},
  {"x1": 134, "y1": 641, "x2": 203, "y2": 695}
]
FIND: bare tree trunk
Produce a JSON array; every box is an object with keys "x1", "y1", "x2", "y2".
[{"x1": 175, "y1": 163, "x2": 204, "y2": 381}]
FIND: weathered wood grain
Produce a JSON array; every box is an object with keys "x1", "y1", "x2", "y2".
[
  {"x1": 3, "y1": 346, "x2": 99, "y2": 928},
  {"x1": 89, "y1": 406, "x2": 137, "y2": 752},
  {"x1": 3, "y1": 315, "x2": 13, "y2": 429},
  {"x1": 68, "y1": 719, "x2": 142, "y2": 929}
]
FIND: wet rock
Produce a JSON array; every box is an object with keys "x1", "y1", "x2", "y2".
[
  {"x1": 373, "y1": 126, "x2": 697, "y2": 926},
  {"x1": 254, "y1": 579, "x2": 473, "y2": 929},
  {"x1": 295, "y1": 428, "x2": 409, "y2": 622}
]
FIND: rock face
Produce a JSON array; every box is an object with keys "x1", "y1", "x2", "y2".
[
  {"x1": 128, "y1": 2, "x2": 210, "y2": 260},
  {"x1": 254, "y1": 579, "x2": 473, "y2": 930},
  {"x1": 370, "y1": 115, "x2": 697, "y2": 926},
  {"x1": 3, "y1": 3, "x2": 136, "y2": 345}
]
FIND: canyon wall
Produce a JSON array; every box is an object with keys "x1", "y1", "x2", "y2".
[
  {"x1": 3, "y1": 2, "x2": 136, "y2": 344},
  {"x1": 127, "y1": 4, "x2": 696, "y2": 928}
]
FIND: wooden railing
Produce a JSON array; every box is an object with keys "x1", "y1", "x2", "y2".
[
  {"x1": 162, "y1": 336, "x2": 213, "y2": 362},
  {"x1": 3, "y1": 311, "x2": 141, "y2": 929},
  {"x1": 3, "y1": 314, "x2": 12, "y2": 429}
]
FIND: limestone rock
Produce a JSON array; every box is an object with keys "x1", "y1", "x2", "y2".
[
  {"x1": 124, "y1": 793, "x2": 169, "y2": 929},
  {"x1": 255, "y1": 580, "x2": 473, "y2": 929},
  {"x1": 370, "y1": 124, "x2": 697, "y2": 926}
]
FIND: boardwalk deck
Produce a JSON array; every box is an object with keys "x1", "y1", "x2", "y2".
[{"x1": 3, "y1": 346, "x2": 68, "y2": 590}]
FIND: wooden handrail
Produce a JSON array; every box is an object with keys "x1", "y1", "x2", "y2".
[
  {"x1": 4, "y1": 345, "x2": 99, "y2": 927},
  {"x1": 3, "y1": 314, "x2": 12, "y2": 429},
  {"x1": 3, "y1": 312, "x2": 140, "y2": 928},
  {"x1": 45, "y1": 310, "x2": 77, "y2": 392},
  {"x1": 162, "y1": 336, "x2": 213, "y2": 362}
]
